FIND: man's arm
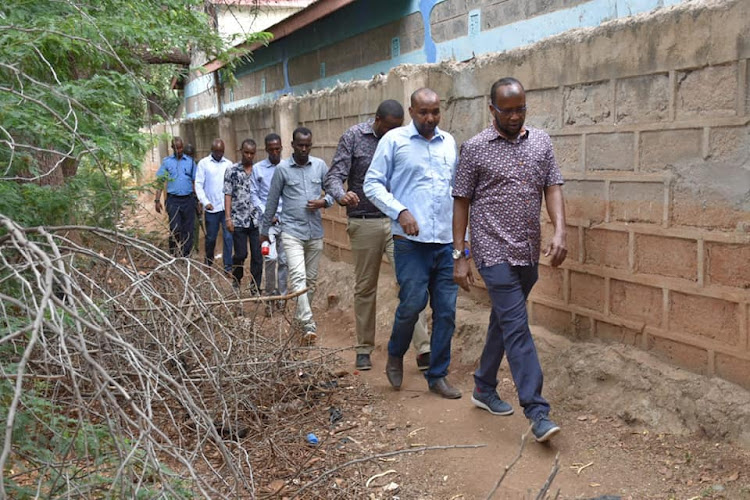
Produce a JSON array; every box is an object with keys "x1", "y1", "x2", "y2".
[
  {"x1": 452, "y1": 196, "x2": 473, "y2": 291},
  {"x1": 261, "y1": 167, "x2": 284, "y2": 239},
  {"x1": 324, "y1": 131, "x2": 359, "y2": 206},
  {"x1": 249, "y1": 166, "x2": 264, "y2": 214},
  {"x1": 194, "y1": 160, "x2": 211, "y2": 210},
  {"x1": 543, "y1": 184, "x2": 567, "y2": 267},
  {"x1": 154, "y1": 160, "x2": 168, "y2": 214}
]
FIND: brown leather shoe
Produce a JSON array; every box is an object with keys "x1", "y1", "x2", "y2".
[
  {"x1": 429, "y1": 377, "x2": 462, "y2": 399},
  {"x1": 385, "y1": 355, "x2": 403, "y2": 390}
]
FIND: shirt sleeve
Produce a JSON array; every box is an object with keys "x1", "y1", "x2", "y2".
[
  {"x1": 249, "y1": 167, "x2": 264, "y2": 214},
  {"x1": 363, "y1": 136, "x2": 407, "y2": 220},
  {"x1": 543, "y1": 135, "x2": 564, "y2": 187},
  {"x1": 324, "y1": 130, "x2": 354, "y2": 201},
  {"x1": 155, "y1": 158, "x2": 169, "y2": 180},
  {"x1": 223, "y1": 167, "x2": 234, "y2": 196},
  {"x1": 194, "y1": 159, "x2": 209, "y2": 206},
  {"x1": 261, "y1": 167, "x2": 283, "y2": 236},
  {"x1": 452, "y1": 142, "x2": 478, "y2": 200}
]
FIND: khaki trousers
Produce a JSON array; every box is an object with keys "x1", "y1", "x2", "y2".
[{"x1": 347, "y1": 217, "x2": 430, "y2": 355}]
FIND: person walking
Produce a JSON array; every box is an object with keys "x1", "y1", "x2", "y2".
[
  {"x1": 261, "y1": 127, "x2": 333, "y2": 342},
  {"x1": 452, "y1": 77, "x2": 567, "y2": 442},
  {"x1": 224, "y1": 139, "x2": 263, "y2": 295},
  {"x1": 154, "y1": 137, "x2": 196, "y2": 257},
  {"x1": 250, "y1": 133, "x2": 288, "y2": 316},
  {"x1": 195, "y1": 138, "x2": 233, "y2": 275},
  {"x1": 325, "y1": 99, "x2": 431, "y2": 372},
  {"x1": 363, "y1": 88, "x2": 461, "y2": 399}
]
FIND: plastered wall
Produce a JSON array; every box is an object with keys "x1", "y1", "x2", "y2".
[{"x1": 174, "y1": 0, "x2": 750, "y2": 389}]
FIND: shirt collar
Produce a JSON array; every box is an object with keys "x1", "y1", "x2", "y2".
[
  {"x1": 364, "y1": 118, "x2": 377, "y2": 137},
  {"x1": 487, "y1": 125, "x2": 530, "y2": 144},
  {"x1": 290, "y1": 156, "x2": 312, "y2": 168},
  {"x1": 407, "y1": 121, "x2": 444, "y2": 141}
]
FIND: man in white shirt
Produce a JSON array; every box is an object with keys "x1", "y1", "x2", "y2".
[{"x1": 195, "y1": 138, "x2": 234, "y2": 274}]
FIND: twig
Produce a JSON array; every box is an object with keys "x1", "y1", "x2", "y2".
[
  {"x1": 365, "y1": 469, "x2": 397, "y2": 487},
  {"x1": 535, "y1": 452, "x2": 561, "y2": 500},
  {"x1": 292, "y1": 444, "x2": 487, "y2": 498},
  {"x1": 570, "y1": 461, "x2": 593, "y2": 475},
  {"x1": 485, "y1": 425, "x2": 532, "y2": 500}
]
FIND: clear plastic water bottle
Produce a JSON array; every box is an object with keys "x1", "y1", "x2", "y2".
[{"x1": 261, "y1": 241, "x2": 270, "y2": 256}]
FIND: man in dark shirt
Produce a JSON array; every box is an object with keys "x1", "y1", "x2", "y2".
[
  {"x1": 453, "y1": 77, "x2": 568, "y2": 442},
  {"x1": 325, "y1": 100, "x2": 431, "y2": 372}
]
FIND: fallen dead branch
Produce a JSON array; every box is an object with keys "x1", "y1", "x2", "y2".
[{"x1": 485, "y1": 425, "x2": 532, "y2": 500}]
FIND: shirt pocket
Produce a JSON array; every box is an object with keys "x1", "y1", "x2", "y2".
[
  {"x1": 310, "y1": 178, "x2": 323, "y2": 196},
  {"x1": 285, "y1": 180, "x2": 305, "y2": 200}
]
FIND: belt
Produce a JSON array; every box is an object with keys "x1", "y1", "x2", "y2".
[
  {"x1": 349, "y1": 213, "x2": 387, "y2": 219},
  {"x1": 392, "y1": 235, "x2": 406, "y2": 240},
  {"x1": 167, "y1": 194, "x2": 193, "y2": 198}
]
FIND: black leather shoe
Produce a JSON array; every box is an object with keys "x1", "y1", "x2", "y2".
[
  {"x1": 385, "y1": 355, "x2": 403, "y2": 389},
  {"x1": 416, "y1": 352, "x2": 430, "y2": 371},
  {"x1": 429, "y1": 377, "x2": 462, "y2": 399},
  {"x1": 355, "y1": 353, "x2": 372, "y2": 371}
]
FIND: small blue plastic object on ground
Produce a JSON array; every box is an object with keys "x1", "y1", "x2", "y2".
[{"x1": 306, "y1": 433, "x2": 319, "y2": 445}]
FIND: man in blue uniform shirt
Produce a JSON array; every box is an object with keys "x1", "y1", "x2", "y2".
[{"x1": 154, "y1": 137, "x2": 196, "y2": 257}]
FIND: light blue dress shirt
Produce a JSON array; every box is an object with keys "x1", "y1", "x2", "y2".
[
  {"x1": 250, "y1": 158, "x2": 283, "y2": 218},
  {"x1": 261, "y1": 155, "x2": 334, "y2": 240},
  {"x1": 363, "y1": 122, "x2": 457, "y2": 244},
  {"x1": 156, "y1": 154, "x2": 195, "y2": 196}
]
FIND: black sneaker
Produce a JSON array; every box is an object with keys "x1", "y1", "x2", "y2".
[
  {"x1": 355, "y1": 353, "x2": 372, "y2": 371},
  {"x1": 416, "y1": 352, "x2": 430, "y2": 371},
  {"x1": 471, "y1": 388, "x2": 514, "y2": 416}
]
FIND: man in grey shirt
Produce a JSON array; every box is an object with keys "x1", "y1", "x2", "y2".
[
  {"x1": 261, "y1": 127, "x2": 333, "y2": 342},
  {"x1": 324, "y1": 99, "x2": 431, "y2": 372}
]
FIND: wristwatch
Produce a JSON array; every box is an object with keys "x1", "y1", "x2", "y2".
[{"x1": 452, "y1": 248, "x2": 464, "y2": 260}]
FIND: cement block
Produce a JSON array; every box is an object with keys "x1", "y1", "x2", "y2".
[
  {"x1": 569, "y1": 271, "x2": 605, "y2": 312},
  {"x1": 586, "y1": 133, "x2": 634, "y2": 171},
  {"x1": 676, "y1": 64, "x2": 738, "y2": 119},
  {"x1": 639, "y1": 129, "x2": 702, "y2": 173},
  {"x1": 708, "y1": 126, "x2": 749, "y2": 162},
  {"x1": 671, "y1": 188, "x2": 750, "y2": 230},
  {"x1": 609, "y1": 181, "x2": 664, "y2": 224},
  {"x1": 647, "y1": 336, "x2": 708, "y2": 376},
  {"x1": 530, "y1": 303, "x2": 573, "y2": 334},
  {"x1": 715, "y1": 353, "x2": 750, "y2": 390},
  {"x1": 445, "y1": 97, "x2": 486, "y2": 145},
  {"x1": 564, "y1": 180, "x2": 606, "y2": 222},
  {"x1": 610, "y1": 280, "x2": 663, "y2": 326},
  {"x1": 431, "y1": 0, "x2": 467, "y2": 24},
  {"x1": 706, "y1": 242, "x2": 750, "y2": 288},
  {"x1": 584, "y1": 228, "x2": 629, "y2": 270},
  {"x1": 670, "y1": 292, "x2": 741, "y2": 346},
  {"x1": 635, "y1": 234, "x2": 697, "y2": 281},
  {"x1": 595, "y1": 321, "x2": 642, "y2": 346},
  {"x1": 533, "y1": 263, "x2": 565, "y2": 300},
  {"x1": 564, "y1": 81, "x2": 612, "y2": 126},
  {"x1": 550, "y1": 135, "x2": 581, "y2": 172},
  {"x1": 525, "y1": 88, "x2": 560, "y2": 131},
  {"x1": 615, "y1": 73, "x2": 670, "y2": 124},
  {"x1": 482, "y1": 0, "x2": 524, "y2": 29}
]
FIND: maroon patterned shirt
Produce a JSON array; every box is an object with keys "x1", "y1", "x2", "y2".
[{"x1": 453, "y1": 126, "x2": 564, "y2": 268}]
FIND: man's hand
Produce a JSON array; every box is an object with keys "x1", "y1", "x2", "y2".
[
  {"x1": 260, "y1": 234, "x2": 270, "y2": 245},
  {"x1": 306, "y1": 199, "x2": 326, "y2": 211},
  {"x1": 338, "y1": 191, "x2": 360, "y2": 207},
  {"x1": 271, "y1": 216, "x2": 279, "y2": 225},
  {"x1": 544, "y1": 232, "x2": 567, "y2": 267},
  {"x1": 453, "y1": 257, "x2": 474, "y2": 291},
  {"x1": 204, "y1": 203, "x2": 213, "y2": 211},
  {"x1": 397, "y1": 210, "x2": 419, "y2": 236},
  {"x1": 154, "y1": 199, "x2": 162, "y2": 214},
  {"x1": 226, "y1": 219, "x2": 235, "y2": 233}
]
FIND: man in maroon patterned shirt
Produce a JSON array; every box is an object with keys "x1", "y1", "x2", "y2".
[{"x1": 452, "y1": 77, "x2": 568, "y2": 443}]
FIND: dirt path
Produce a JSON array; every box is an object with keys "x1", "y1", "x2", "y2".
[{"x1": 313, "y1": 259, "x2": 750, "y2": 499}]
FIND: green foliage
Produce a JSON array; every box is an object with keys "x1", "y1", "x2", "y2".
[{"x1": 0, "y1": 0, "x2": 270, "y2": 228}]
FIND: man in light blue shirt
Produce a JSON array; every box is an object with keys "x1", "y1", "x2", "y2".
[
  {"x1": 154, "y1": 137, "x2": 196, "y2": 258},
  {"x1": 364, "y1": 88, "x2": 461, "y2": 399},
  {"x1": 250, "y1": 133, "x2": 288, "y2": 315},
  {"x1": 195, "y1": 138, "x2": 234, "y2": 274},
  {"x1": 261, "y1": 127, "x2": 334, "y2": 342}
]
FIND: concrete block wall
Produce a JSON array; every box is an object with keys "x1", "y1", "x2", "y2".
[{"x1": 176, "y1": 0, "x2": 750, "y2": 389}]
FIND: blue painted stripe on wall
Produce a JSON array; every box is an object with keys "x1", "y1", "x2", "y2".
[{"x1": 185, "y1": 0, "x2": 686, "y2": 118}]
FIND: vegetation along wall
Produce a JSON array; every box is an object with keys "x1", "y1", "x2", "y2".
[{"x1": 174, "y1": 0, "x2": 750, "y2": 389}]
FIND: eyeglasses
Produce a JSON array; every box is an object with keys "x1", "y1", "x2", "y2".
[{"x1": 491, "y1": 103, "x2": 527, "y2": 116}]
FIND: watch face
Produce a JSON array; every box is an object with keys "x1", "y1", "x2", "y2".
[{"x1": 452, "y1": 249, "x2": 462, "y2": 260}]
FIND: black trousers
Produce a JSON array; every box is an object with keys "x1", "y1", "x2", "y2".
[
  {"x1": 165, "y1": 195, "x2": 196, "y2": 257},
  {"x1": 232, "y1": 224, "x2": 262, "y2": 289}
]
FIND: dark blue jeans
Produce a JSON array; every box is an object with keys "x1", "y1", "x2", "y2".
[
  {"x1": 390, "y1": 239, "x2": 458, "y2": 386},
  {"x1": 475, "y1": 263, "x2": 550, "y2": 420},
  {"x1": 204, "y1": 210, "x2": 232, "y2": 273},
  {"x1": 165, "y1": 195, "x2": 196, "y2": 257},
  {"x1": 232, "y1": 224, "x2": 262, "y2": 289}
]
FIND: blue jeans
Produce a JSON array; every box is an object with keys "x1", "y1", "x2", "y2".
[
  {"x1": 475, "y1": 263, "x2": 550, "y2": 420},
  {"x1": 389, "y1": 239, "x2": 458, "y2": 386},
  {"x1": 231, "y1": 224, "x2": 262, "y2": 289},
  {"x1": 204, "y1": 210, "x2": 232, "y2": 273},
  {"x1": 165, "y1": 195, "x2": 196, "y2": 257}
]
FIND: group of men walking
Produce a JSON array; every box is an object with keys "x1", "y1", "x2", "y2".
[{"x1": 155, "y1": 77, "x2": 568, "y2": 443}]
